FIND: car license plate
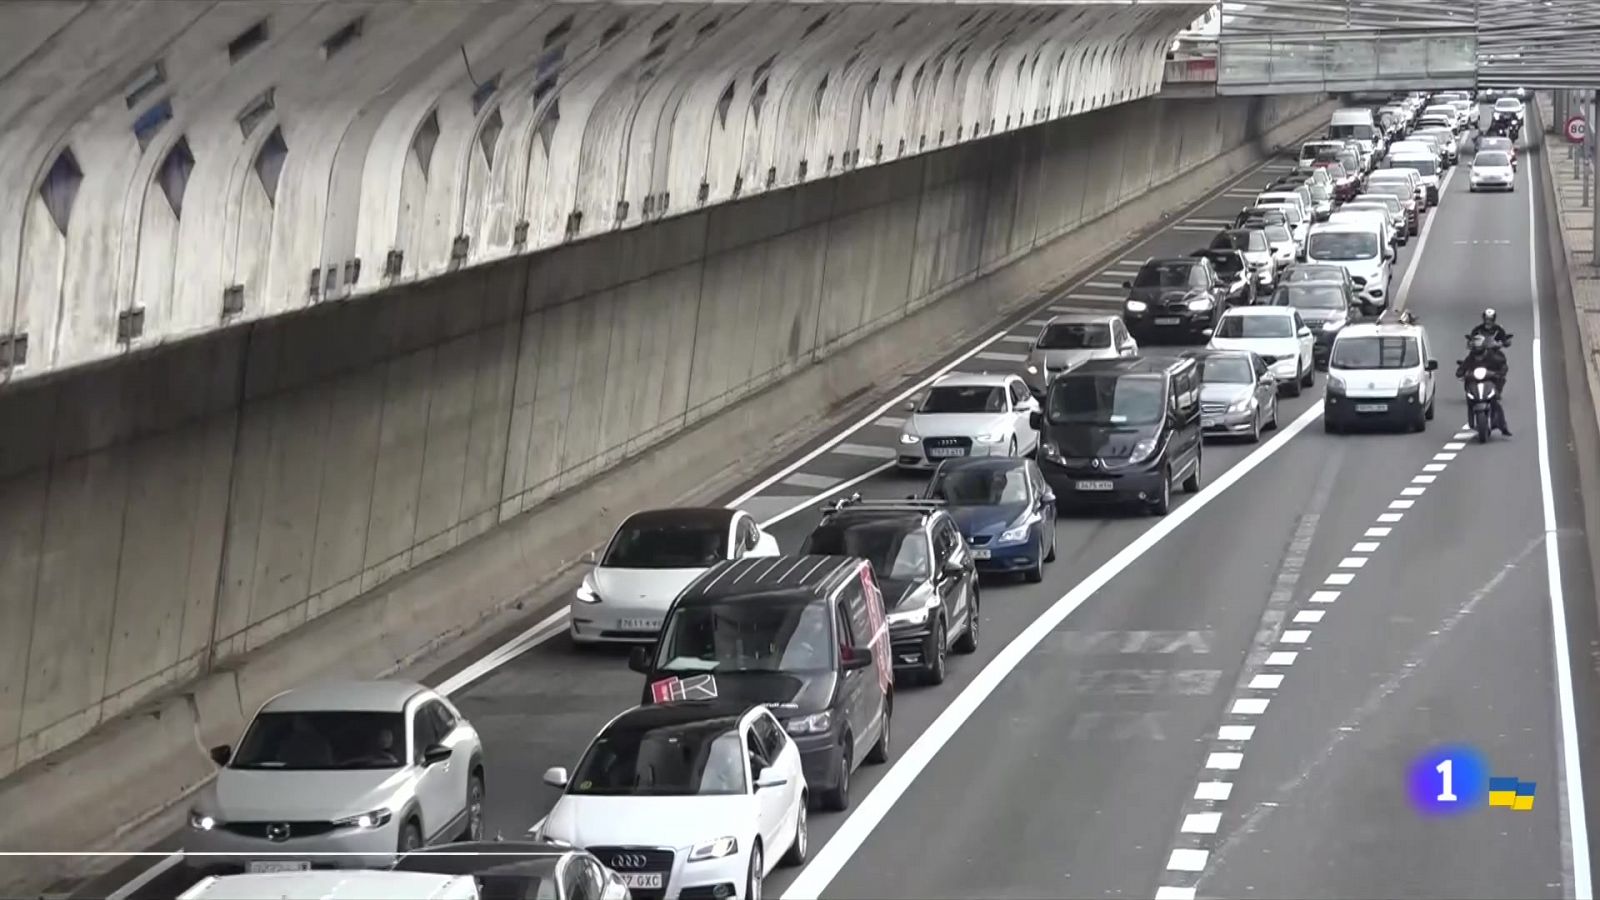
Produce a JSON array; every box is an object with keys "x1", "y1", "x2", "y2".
[
  {"x1": 619, "y1": 618, "x2": 661, "y2": 631},
  {"x1": 621, "y1": 873, "x2": 664, "y2": 890},
  {"x1": 970, "y1": 548, "x2": 991, "y2": 559},
  {"x1": 247, "y1": 861, "x2": 310, "y2": 874},
  {"x1": 1355, "y1": 403, "x2": 1388, "y2": 413},
  {"x1": 1075, "y1": 480, "x2": 1114, "y2": 491},
  {"x1": 927, "y1": 447, "x2": 966, "y2": 458},
  {"x1": 1154, "y1": 316, "x2": 1181, "y2": 325}
]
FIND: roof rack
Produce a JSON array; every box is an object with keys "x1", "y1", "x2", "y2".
[
  {"x1": 1375, "y1": 308, "x2": 1418, "y2": 325},
  {"x1": 821, "y1": 494, "x2": 946, "y2": 515}
]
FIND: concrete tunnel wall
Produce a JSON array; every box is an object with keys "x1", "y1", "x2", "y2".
[
  {"x1": 0, "y1": 0, "x2": 1210, "y2": 383},
  {"x1": 0, "y1": 88, "x2": 1329, "y2": 787}
]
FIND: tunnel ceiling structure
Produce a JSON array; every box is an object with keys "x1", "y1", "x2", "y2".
[
  {"x1": 1216, "y1": 0, "x2": 1600, "y2": 94},
  {"x1": 0, "y1": 0, "x2": 1207, "y2": 384}
]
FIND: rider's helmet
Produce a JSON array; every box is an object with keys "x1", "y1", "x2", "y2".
[
  {"x1": 1470, "y1": 333, "x2": 1487, "y2": 351},
  {"x1": 1482, "y1": 307, "x2": 1498, "y2": 326}
]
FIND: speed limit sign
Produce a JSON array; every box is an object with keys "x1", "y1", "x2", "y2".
[{"x1": 1566, "y1": 114, "x2": 1589, "y2": 144}]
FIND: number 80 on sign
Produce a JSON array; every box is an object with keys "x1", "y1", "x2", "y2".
[{"x1": 1408, "y1": 745, "x2": 1489, "y2": 815}]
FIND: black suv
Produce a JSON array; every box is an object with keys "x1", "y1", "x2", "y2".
[
  {"x1": 1120, "y1": 256, "x2": 1230, "y2": 344},
  {"x1": 801, "y1": 497, "x2": 979, "y2": 686},
  {"x1": 1031, "y1": 356, "x2": 1204, "y2": 516}
]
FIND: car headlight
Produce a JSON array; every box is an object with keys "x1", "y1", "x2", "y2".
[
  {"x1": 575, "y1": 578, "x2": 600, "y2": 604},
  {"x1": 1399, "y1": 373, "x2": 1420, "y2": 390},
  {"x1": 332, "y1": 808, "x2": 393, "y2": 830},
  {"x1": 1126, "y1": 299, "x2": 1148, "y2": 312},
  {"x1": 997, "y1": 521, "x2": 1034, "y2": 545},
  {"x1": 689, "y1": 836, "x2": 740, "y2": 862},
  {"x1": 189, "y1": 810, "x2": 218, "y2": 831},
  {"x1": 1473, "y1": 366, "x2": 1489, "y2": 380},
  {"x1": 1229, "y1": 396, "x2": 1254, "y2": 413},
  {"x1": 1187, "y1": 296, "x2": 1214, "y2": 311},
  {"x1": 899, "y1": 432, "x2": 921, "y2": 444},
  {"x1": 975, "y1": 432, "x2": 1007, "y2": 443},
  {"x1": 1327, "y1": 373, "x2": 1346, "y2": 393},
  {"x1": 1039, "y1": 441, "x2": 1064, "y2": 462},
  {"x1": 888, "y1": 604, "x2": 932, "y2": 627},
  {"x1": 785, "y1": 711, "x2": 833, "y2": 735},
  {"x1": 1129, "y1": 436, "x2": 1159, "y2": 464},
  {"x1": 1026, "y1": 364, "x2": 1039, "y2": 374}
]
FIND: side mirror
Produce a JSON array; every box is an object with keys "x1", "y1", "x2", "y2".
[
  {"x1": 542, "y1": 766, "x2": 570, "y2": 789},
  {"x1": 755, "y1": 770, "x2": 789, "y2": 790},
  {"x1": 1029, "y1": 411, "x2": 1043, "y2": 431},
  {"x1": 1122, "y1": 280, "x2": 1133, "y2": 290},
  {"x1": 1299, "y1": 327, "x2": 1312, "y2": 337},
  {"x1": 1426, "y1": 359, "x2": 1439, "y2": 371},
  {"x1": 209, "y1": 744, "x2": 232, "y2": 767},
  {"x1": 905, "y1": 399, "x2": 917, "y2": 412},
  {"x1": 628, "y1": 646, "x2": 652, "y2": 674},
  {"x1": 840, "y1": 646, "x2": 874, "y2": 670},
  {"x1": 583, "y1": 550, "x2": 597, "y2": 565},
  {"x1": 422, "y1": 743, "x2": 453, "y2": 767}
]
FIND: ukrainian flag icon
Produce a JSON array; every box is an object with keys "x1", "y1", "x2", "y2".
[{"x1": 1489, "y1": 777, "x2": 1535, "y2": 810}]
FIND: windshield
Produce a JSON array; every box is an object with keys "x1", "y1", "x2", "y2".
[
  {"x1": 1274, "y1": 284, "x2": 1347, "y2": 310},
  {"x1": 1355, "y1": 196, "x2": 1399, "y2": 212},
  {"x1": 1286, "y1": 266, "x2": 1343, "y2": 283},
  {"x1": 570, "y1": 723, "x2": 747, "y2": 796},
  {"x1": 1309, "y1": 231, "x2": 1379, "y2": 261},
  {"x1": 1301, "y1": 142, "x2": 1341, "y2": 158},
  {"x1": 1495, "y1": 99, "x2": 1521, "y2": 111},
  {"x1": 1047, "y1": 374, "x2": 1164, "y2": 426},
  {"x1": 1038, "y1": 322, "x2": 1111, "y2": 349},
  {"x1": 656, "y1": 595, "x2": 834, "y2": 674},
  {"x1": 603, "y1": 519, "x2": 727, "y2": 569},
  {"x1": 232, "y1": 712, "x2": 407, "y2": 770},
  {"x1": 928, "y1": 467, "x2": 1030, "y2": 506},
  {"x1": 919, "y1": 385, "x2": 1005, "y2": 414},
  {"x1": 1475, "y1": 151, "x2": 1510, "y2": 168},
  {"x1": 1211, "y1": 230, "x2": 1266, "y2": 252},
  {"x1": 1133, "y1": 262, "x2": 1201, "y2": 289},
  {"x1": 1259, "y1": 201, "x2": 1302, "y2": 224},
  {"x1": 1196, "y1": 356, "x2": 1254, "y2": 385},
  {"x1": 804, "y1": 522, "x2": 931, "y2": 581},
  {"x1": 1263, "y1": 224, "x2": 1292, "y2": 244},
  {"x1": 1328, "y1": 123, "x2": 1377, "y2": 141},
  {"x1": 1481, "y1": 138, "x2": 1513, "y2": 153},
  {"x1": 1393, "y1": 157, "x2": 1439, "y2": 177},
  {"x1": 1331, "y1": 336, "x2": 1421, "y2": 369},
  {"x1": 1215, "y1": 314, "x2": 1295, "y2": 339}
]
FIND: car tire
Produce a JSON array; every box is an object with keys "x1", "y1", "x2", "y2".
[
  {"x1": 1300, "y1": 361, "x2": 1314, "y2": 388},
  {"x1": 866, "y1": 703, "x2": 891, "y2": 764},
  {"x1": 1008, "y1": 436, "x2": 1018, "y2": 458},
  {"x1": 1284, "y1": 371, "x2": 1303, "y2": 398},
  {"x1": 748, "y1": 842, "x2": 764, "y2": 900},
  {"x1": 1412, "y1": 405, "x2": 1427, "y2": 433},
  {"x1": 782, "y1": 800, "x2": 809, "y2": 867},
  {"x1": 1148, "y1": 467, "x2": 1172, "y2": 516},
  {"x1": 1044, "y1": 520, "x2": 1057, "y2": 562},
  {"x1": 1425, "y1": 394, "x2": 1436, "y2": 420},
  {"x1": 923, "y1": 619, "x2": 948, "y2": 685},
  {"x1": 820, "y1": 742, "x2": 851, "y2": 811},
  {"x1": 1249, "y1": 408, "x2": 1262, "y2": 443},
  {"x1": 461, "y1": 772, "x2": 485, "y2": 841},
  {"x1": 955, "y1": 590, "x2": 980, "y2": 652},
  {"x1": 1268, "y1": 396, "x2": 1280, "y2": 430},
  {"x1": 398, "y1": 819, "x2": 423, "y2": 854},
  {"x1": 1182, "y1": 450, "x2": 1203, "y2": 493},
  {"x1": 1024, "y1": 535, "x2": 1045, "y2": 582}
]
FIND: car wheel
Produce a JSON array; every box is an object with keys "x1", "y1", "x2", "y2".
[
  {"x1": 821, "y1": 742, "x2": 851, "y2": 811},
  {"x1": 1249, "y1": 408, "x2": 1262, "y2": 443},
  {"x1": 1268, "y1": 395, "x2": 1280, "y2": 430},
  {"x1": 1044, "y1": 520, "x2": 1057, "y2": 562},
  {"x1": 782, "y1": 799, "x2": 809, "y2": 866},
  {"x1": 1182, "y1": 449, "x2": 1203, "y2": 493},
  {"x1": 866, "y1": 703, "x2": 891, "y2": 764},
  {"x1": 1284, "y1": 369, "x2": 1303, "y2": 398},
  {"x1": 923, "y1": 619, "x2": 948, "y2": 685},
  {"x1": 1024, "y1": 533, "x2": 1045, "y2": 583},
  {"x1": 1300, "y1": 360, "x2": 1315, "y2": 387},
  {"x1": 1425, "y1": 394, "x2": 1436, "y2": 420},
  {"x1": 1148, "y1": 467, "x2": 1172, "y2": 516},
  {"x1": 462, "y1": 772, "x2": 485, "y2": 841},
  {"x1": 1412, "y1": 405, "x2": 1427, "y2": 433},
  {"x1": 398, "y1": 819, "x2": 423, "y2": 854},
  {"x1": 748, "y1": 842, "x2": 764, "y2": 900},
  {"x1": 955, "y1": 590, "x2": 980, "y2": 652}
]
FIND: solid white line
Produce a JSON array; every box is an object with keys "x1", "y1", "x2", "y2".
[
  {"x1": 1232, "y1": 698, "x2": 1271, "y2": 714},
  {"x1": 1365, "y1": 526, "x2": 1391, "y2": 537},
  {"x1": 1265, "y1": 651, "x2": 1299, "y2": 665},
  {"x1": 1195, "y1": 781, "x2": 1233, "y2": 801},
  {"x1": 728, "y1": 331, "x2": 1009, "y2": 506},
  {"x1": 1337, "y1": 556, "x2": 1367, "y2": 568},
  {"x1": 1527, "y1": 145, "x2": 1593, "y2": 899},
  {"x1": 1325, "y1": 573, "x2": 1354, "y2": 585},
  {"x1": 436, "y1": 608, "x2": 572, "y2": 696},
  {"x1": 1167, "y1": 849, "x2": 1210, "y2": 872},
  {"x1": 874, "y1": 416, "x2": 905, "y2": 427},
  {"x1": 780, "y1": 401, "x2": 1325, "y2": 899},
  {"x1": 1155, "y1": 886, "x2": 1198, "y2": 900},
  {"x1": 1401, "y1": 486, "x2": 1426, "y2": 496},
  {"x1": 760, "y1": 463, "x2": 896, "y2": 527},
  {"x1": 1393, "y1": 166, "x2": 1458, "y2": 307},
  {"x1": 1218, "y1": 725, "x2": 1256, "y2": 741},
  {"x1": 1352, "y1": 541, "x2": 1380, "y2": 552},
  {"x1": 1280, "y1": 630, "x2": 1310, "y2": 644},
  {"x1": 1181, "y1": 812, "x2": 1223, "y2": 834},
  {"x1": 1388, "y1": 499, "x2": 1415, "y2": 510},
  {"x1": 105, "y1": 851, "x2": 184, "y2": 900},
  {"x1": 1377, "y1": 512, "x2": 1404, "y2": 522},
  {"x1": 1248, "y1": 674, "x2": 1284, "y2": 690},
  {"x1": 1294, "y1": 610, "x2": 1326, "y2": 624},
  {"x1": 1423, "y1": 462, "x2": 1447, "y2": 472},
  {"x1": 1308, "y1": 590, "x2": 1340, "y2": 603}
]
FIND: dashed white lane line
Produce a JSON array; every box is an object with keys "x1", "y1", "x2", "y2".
[
  {"x1": 1167, "y1": 849, "x2": 1210, "y2": 872},
  {"x1": 1280, "y1": 630, "x2": 1311, "y2": 644},
  {"x1": 781, "y1": 472, "x2": 842, "y2": 490},
  {"x1": 1232, "y1": 697, "x2": 1271, "y2": 713},
  {"x1": 1218, "y1": 725, "x2": 1256, "y2": 741},
  {"x1": 1365, "y1": 527, "x2": 1391, "y2": 537},
  {"x1": 1388, "y1": 499, "x2": 1415, "y2": 509},
  {"x1": 874, "y1": 416, "x2": 905, "y2": 427},
  {"x1": 1377, "y1": 512, "x2": 1404, "y2": 522},
  {"x1": 1293, "y1": 610, "x2": 1326, "y2": 624},
  {"x1": 1434, "y1": 451, "x2": 1458, "y2": 461},
  {"x1": 830, "y1": 442, "x2": 896, "y2": 459},
  {"x1": 1000, "y1": 334, "x2": 1034, "y2": 344},
  {"x1": 1181, "y1": 812, "x2": 1223, "y2": 834},
  {"x1": 1443, "y1": 441, "x2": 1466, "y2": 450},
  {"x1": 1156, "y1": 886, "x2": 1198, "y2": 900},
  {"x1": 1308, "y1": 590, "x2": 1340, "y2": 603},
  {"x1": 1352, "y1": 541, "x2": 1380, "y2": 552},
  {"x1": 1206, "y1": 752, "x2": 1245, "y2": 770},
  {"x1": 1401, "y1": 485, "x2": 1427, "y2": 496},
  {"x1": 1248, "y1": 673, "x2": 1284, "y2": 689},
  {"x1": 1195, "y1": 781, "x2": 1234, "y2": 801},
  {"x1": 1265, "y1": 651, "x2": 1299, "y2": 665},
  {"x1": 1337, "y1": 556, "x2": 1367, "y2": 568},
  {"x1": 1423, "y1": 462, "x2": 1447, "y2": 472},
  {"x1": 1325, "y1": 572, "x2": 1354, "y2": 585},
  {"x1": 1412, "y1": 474, "x2": 1436, "y2": 484}
]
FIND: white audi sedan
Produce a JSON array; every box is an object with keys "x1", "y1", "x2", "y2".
[
  {"x1": 537, "y1": 701, "x2": 808, "y2": 900},
  {"x1": 896, "y1": 373, "x2": 1040, "y2": 472},
  {"x1": 571, "y1": 507, "x2": 779, "y2": 644},
  {"x1": 1206, "y1": 306, "x2": 1316, "y2": 397}
]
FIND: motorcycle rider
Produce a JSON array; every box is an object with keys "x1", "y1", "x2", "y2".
[
  {"x1": 1469, "y1": 308, "x2": 1512, "y2": 346},
  {"x1": 1456, "y1": 332, "x2": 1512, "y2": 436}
]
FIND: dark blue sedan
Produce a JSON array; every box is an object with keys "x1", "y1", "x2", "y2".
[{"x1": 920, "y1": 457, "x2": 1057, "y2": 582}]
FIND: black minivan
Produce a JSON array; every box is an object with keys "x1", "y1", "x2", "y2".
[
  {"x1": 1029, "y1": 356, "x2": 1204, "y2": 516},
  {"x1": 629, "y1": 554, "x2": 893, "y2": 812}
]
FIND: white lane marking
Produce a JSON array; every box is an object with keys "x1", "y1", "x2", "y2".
[
  {"x1": 976, "y1": 350, "x2": 1028, "y2": 363},
  {"x1": 1218, "y1": 725, "x2": 1256, "y2": 741},
  {"x1": 1206, "y1": 750, "x2": 1245, "y2": 770},
  {"x1": 1156, "y1": 887, "x2": 1198, "y2": 900},
  {"x1": 1087, "y1": 280, "x2": 1125, "y2": 289},
  {"x1": 1294, "y1": 610, "x2": 1326, "y2": 624},
  {"x1": 436, "y1": 607, "x2": 573, "y2": 696},
  {"x1": 1443, "y1": 441, "x2": 1466, "y2": 450},
  {"x1": 1433, "y1": 452, "x2": 1458, "y2": 461},
  {"x1": 1182, "y1": 812, "x2": 1223, "y2": 834},
  {"x1": 1186, "y1": 217, "x2": 1234, "y2": 225},
  {"x1": 1167, "y1": 849, "x2": 1210, "y2": 872},
  {"x1": 781, "y1": 472, "x2": 842, "y2": 490},
  {"x1": 1393, "y1": 165, "x2": 1458, "y2": 307},
  {"x1": 729, "y1": 332, "x2": 1009, "y2": 506},
  {"x1": 1308, "y1": 590, "x2": 1340, "y2": 603},
  {"x1": 1412, "y1": 474, "x2": 1436, "y2": 484},
  {"x1": 1280, "y1": 630, "x2": 1311, "y2": 644},
  {"x1": 105, "y1": 852, "x2": 184, "y2": 900},
  {"x1": 874, "y1": 416, "x2": 905, "y2": 428},
  {"x1": 1325, "y1": 572, "x2": 1354, "y2": 585},
  {"x1": 1000, "y1": 334, "x2": 1034, "y2": 344},
  {"x1": 1174, "y1": 224, "x2": 1227, "y2": 232},
  {"x1": 1065, "y1": 292, "x2": 1126, "y2": 302},
  {"x1": 1249, "y1": 673, "x2": 1285, "y2": 689},
  {"x1": 1119, "y1": 257, "x2": 1146, "y2": 266},
  {"x1": 1195, "y1": 781, "x2": 1234, "y2": 801},
  {"x1": 1232, "y1": 697, "x2": 1271, "y2": 714},
  {"x1": 1423, "y1": 462, "x2": 1447, "y2": 472},
  {"x1": 1365, "y1": 526, "x2": 1391, "y2": 537},
  {"x1": 760, "y1": 463, "x2": 895, "y2": 527},
  {"x1": 1377, "y1": 512, "x2": 1404, "y2": 522},
  {"x1": 1265, "y1": 651, "x2": 1299, "y2": 665},
  {"x1": 1388, "y1": 499, "x2": 1415, "y2": 509},
  {"x1": 1401, "y1": 486, "x2": 1426, "y2": 496},
  {"x1": 831, "y1": 442, "x2": 896, "y2": 459},
  {"x1": 1526, "y1": 149, "x2": 1593, "y2": 899},
  {"x1": 1352, "y1": 541, "x2": 1380, "y2": 552},
  {"x1": 1337, "y1": 556, "x2": 1367, "y2": 568},
  {"x1": 1025, "y1": 319, "x2": 1051, "y2": 327},
  {"x1": 1454, "y1": 430, "x2": 1475, "y2": 439}
]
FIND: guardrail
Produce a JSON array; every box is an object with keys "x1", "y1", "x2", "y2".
[
  {"x1": 1165, "y1": 56, "x2": 1219, "y2": 83},
  {"x1": 1216, "y1": 31, "x2": 1477, "y2": 93}
]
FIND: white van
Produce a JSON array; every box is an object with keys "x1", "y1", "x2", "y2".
[
  {"x1": 1328, "y1": 207, "x2": 1395, "y2": 251},
  {"x1": 1303, "y1": 220, "x2": 1394, "y2": 308},
  {"x1": 1329, "y1": 108, "x2": 1381, "y2": 142},
  {"x1": 1324, "y1": 316, "x2": 1439, "y2": 433}
]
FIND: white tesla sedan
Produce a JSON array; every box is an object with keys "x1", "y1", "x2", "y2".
[
  {"x1": 570, "y1": 508, "x2": 780, "y2": 644},
  {"x1": 896, "y1": 373, "x2": 1040, "y2": 472},
  {"x1": 537, "y1": 701, "x2": 808, "y2": 900},
  {"x1": 1206, "y1": 306, "x2": 1316, "y2": 397}
]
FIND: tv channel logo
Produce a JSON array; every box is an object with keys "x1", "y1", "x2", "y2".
[{"x1": 1408, "y1": 744, "x2": 1489, "y2": 815}]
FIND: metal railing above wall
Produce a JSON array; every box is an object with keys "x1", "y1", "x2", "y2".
[{"x1": 1218, "y1": 29, "x2": 1476, "y2": 93}]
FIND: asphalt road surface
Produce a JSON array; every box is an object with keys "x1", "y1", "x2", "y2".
[{"x1": 80, "y1": 109, "x2": 1600, "y2": 900}]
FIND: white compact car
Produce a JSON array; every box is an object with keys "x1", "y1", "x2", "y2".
[
  {"x1": 897, "y1": 372, "x2": 1040, "y2": 471},
  {"x1": 1022, "y1": 313, "x2": 1136, "y2": 394},
  {"x1": 1206, "y1": 306, "x2": 1315, "y2": 396},
  {"x1": 572, "y1": 507, "x2": 780, "y2": 644},
  {"x1": 1470, "y1": 149, "x2": 1515, "y2": 192},
  {"x1": 1324, "y1": 317, "x2": 1438, "y2": 433},
  {"x1": 538, "y1": 701, "x2": 808, "y2": 900},
  {"x1": 186, "y1": 681, "x2": 484, "y2": 873}
]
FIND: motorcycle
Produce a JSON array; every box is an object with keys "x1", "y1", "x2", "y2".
[{"x1": 1462, "y1": 363, "x2": 1501, "y2": 443}]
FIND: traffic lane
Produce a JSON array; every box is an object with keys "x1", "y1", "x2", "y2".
[
  {"x1": 1199, "y1": 127, "x2": 1563, "y2": 897},
  {"x1": 818, "y1": 416, "x2": 1352, "y2": 899}
]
